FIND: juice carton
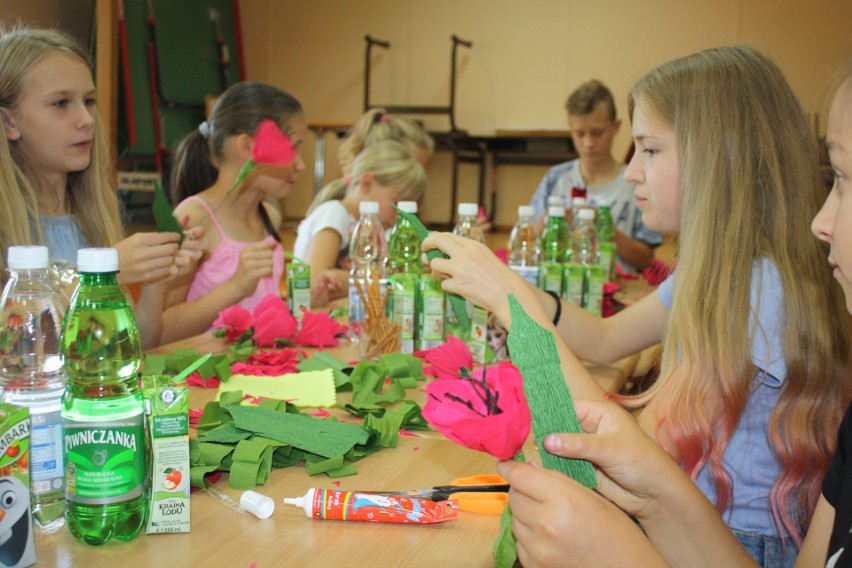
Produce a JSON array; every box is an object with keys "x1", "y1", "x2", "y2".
[
  {"x1": 389, "y1": 274, "x2": 417, "y2": 355},
  {"x1": 416, "y1": 274, "x2": 445, "y2": 351},
  {"x1": 0, "y1": 403, "x2": 36, "y2": 567},
  {"x1": 562, "y1": 263, "x2": 585, "y2": 307},
  {"x1": 287, "y1": 262, "x2": 311, "y2": 323},
  {"x1": 143, "y1": 378, "x2": 190, "y2": 534},
  {"x1": 583, "y1": 265, "x2": 606, "y2": 317},
  {"x1": 469, "y1": 306, "x2": 489, "y2": 365}
]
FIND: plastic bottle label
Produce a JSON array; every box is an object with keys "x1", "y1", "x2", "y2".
[
  {"x1": 391, "y1": 277, "x2": 416, "y2": 355},
  {"x1": 510, "y1": 265, "x2": 538, "y2": 287},
  {"x1": 469, "y1": 306, "x2": 489, "y2": 364},
  {"x1": 30, "y1": 407, "x2": 64, "y2": 496},
  {"x1": 562, "y1": 264, "x2": 585, "y2": 306},
  {"x1": 287, "y1": 263, "x2": 311, "y2": 321},
  {"x1": 63, "y1": 412, "x2": 145, "y2": 504},
  {"x1": 598, "y1": 242, "x2": 616, "y2": 281},
  {"x1": 583, "y1": 265, "x2": 606, "y2": 316},
  {"x1": 417, "y1": 276, "x2": 445, "y2": 350},
  {"x1": 538, "y1": 262, "x2": 563, "y2": 294}
]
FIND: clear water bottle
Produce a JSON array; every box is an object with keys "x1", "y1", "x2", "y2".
[
  {"x1": 572, "y1": 207, "x2": 598, "y2": 265},
  {"x1": 453, "y1": 202, "x2": 486, "y2": 243},
  {"x1": 61, "y1": 248, "x2": 146, "y2": 546},
  {"x1": 508, "y1": 205, "x2": 539, "y2": 287},
  {"x1": 387, "y1": 201, "x2": 420, "y2": 354},
  {"x1": 452, "y1": 203, "x2": 488, "y2": 362},
  {"x1": 0, "y1": 245, "x2": 66, "y2": 533},
  {"x1": 348, "y1": 202, "x2": 387, "y2": 357}
]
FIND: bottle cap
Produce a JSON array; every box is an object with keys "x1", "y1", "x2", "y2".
[
  {"x1": 241, "y1": 490, "x2": 275, "y2": 519},
  {"x1": 77, "y1": 248, "x2": 119, "y2": 273},
  {"x1": 518, "y1": 205, "x2": 534, "y2": 218},
  {"x1": 7, "y1": 246, "x2": 49, "y2": 270},
  {"x1": 547, "y1": 195, "x2": 563, "y2": 207},
  {"x1": 577, "y1": 208, "x2": 595, "y2": 220},
  {"x1": 571, "y1": 197, "x2": 587, "y2": 208},
  {"x1": 359, "y1": 201, "x2": 379, "y2": 215},
  {"x1": 398, "y1": 201, "x2": 418, "y2": 214},
  {"x1": 457, "y1": 202, "x2": 478, "y2": 217},
  {"x1": 548, "y1": 206, "x2": 565, "y2": 218}
]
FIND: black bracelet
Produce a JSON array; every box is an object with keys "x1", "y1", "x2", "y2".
[{"x1": 544, "y1": 290, "x2": 562, "y2": 326}]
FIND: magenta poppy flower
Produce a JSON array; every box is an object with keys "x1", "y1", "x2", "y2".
[
  {"x1": 296, "y1": 308, "x2": 347, "y2": 348},
  {"x1": 227, "y1": 119, "x2": 299, "y2": 194},
  {"x1": 185, "y1": 371, "x2": 221, "y2": 389},
  {"x1": 252, "y1": 295, "x2": 298, "y2": 347},
  {"x1": 422, "y1": 335, "x2": 474, "y2": 380},
  {"x1": 423, "y1": 361, "x2": 531, "y2": 460},
  {"x1": 212, "y1": 305, "x2": 254, "y2": 341}
]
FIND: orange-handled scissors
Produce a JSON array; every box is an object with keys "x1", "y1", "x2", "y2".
[{"x1": 368, "y1": 474, "x2": 508, "y2": 515}]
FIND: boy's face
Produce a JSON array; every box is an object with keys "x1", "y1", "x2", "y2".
[
  {"x1": 568, "y1": 105, "x2": 620, "y2": 165},
  {"x1": 812, "y1": 80, "x2": 852, "y2": 313}
]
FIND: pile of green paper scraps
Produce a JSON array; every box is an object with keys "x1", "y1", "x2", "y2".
[{"x1": 145, "y1": 350, "x2": 431, "y2": 491}]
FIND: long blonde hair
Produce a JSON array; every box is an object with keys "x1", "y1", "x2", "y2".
[
  {"x1": 338, "y1": 108, "x2": 434, "y2": 173},
  {"x1": 307, "y1": 140, "x2": 427, "y2": 215},
  {"x1": 626, "y1": 45, "x2": 852, "y2": 542},
  {"x1": 0, "y1": 26, "x2": 122, "y2": 273}
]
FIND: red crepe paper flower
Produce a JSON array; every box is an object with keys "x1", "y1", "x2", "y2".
[
  {"x1": 643, "y1": 258, "x2": 675, "y2": 286},
  {"x1": 296, "y1": 308, "x2": 347, "y2": 348},
  {"x1": 212, "y1": 305, "x2": 254, "y2": 341},
  {"x1": 189, "y1": 408, "x2": 203, "y2": 429},
  {"x1": 252, "y1": 295, "x2": 298, "y2": 347},
  {"x1": 422, "y1": 335, "x2": 474, "y2": 380},
  {"x1": 231, "y1": 348, "x2": 304, "y2": 376},
  {"x1": 185, "y1": 371, "x2": 221, "y2": 389},
  {"x1": 228, "y1": 119, "x2": 298, "y2": 194},
  {"x1": 423, "y1": 361, "x2": 531, "y2": 460}
]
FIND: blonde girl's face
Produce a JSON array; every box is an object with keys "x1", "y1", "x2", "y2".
[
  {"x1": 812, "y1": 81, "x2": 852, "y2": 314},
  {"x1": 1, "y1": 51, "x2": 96, "y2": 186},
  {"x1": 624, "y1": 100, "x2": 682, "y2": 233},
  {"x1": 363, "y1": 179, "x2": 402, "y2": 229}
]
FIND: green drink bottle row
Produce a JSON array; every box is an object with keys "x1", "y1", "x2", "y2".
[{"x1": 61, "y1": 248, "x2": 146, "y2": 546}]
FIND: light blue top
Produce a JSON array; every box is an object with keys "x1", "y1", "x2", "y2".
[
  {"x1": 657, "y1": 257, "x2": 788, "y2": 537},
  {"x1": 529, "y1": 159, "x2": 662, "y2": 273},
  {"x1": 36, "y1": 215, "x2": 89, "y2": 266}
]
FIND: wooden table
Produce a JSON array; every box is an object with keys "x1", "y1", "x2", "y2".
[{"x1": 34, "y1": 293, "x2": 651, "y2": 566}]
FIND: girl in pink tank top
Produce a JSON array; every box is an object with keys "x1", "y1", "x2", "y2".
[{"x1": 158, "y1": 82, "x2": 307, "y2": 344}]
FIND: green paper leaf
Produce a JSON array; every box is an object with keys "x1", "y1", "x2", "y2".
[
  {"x1": 506, "y1": 294, "x2": 597, "y2": 488},
  {"x1": 198, "y1": 425, "x2": 253, "y2": 444},
  {"x1": 393, "y1": 204, "x2": 470, "y2": 333},
  {"x1": 305, "y1": 454, "x2": 345, "y2": 475},
  {"x1": 297, "y1": 352, "x2": 353, "y2": 391},
  {"x1": 225, "y1": 404, "x2": 369, "y2": 459},
  {"x1": 227, "y1": 159, "x2": 256, "y2": 195},
  {"x1": 272, "y1": 446, "x2": 306, "y2": 468},
  {"x1": 152, "y1": 181, "x2": 184, "y2": 244}
]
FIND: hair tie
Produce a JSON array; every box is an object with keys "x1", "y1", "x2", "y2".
[
  {"x1": 198, "y1": 121, "x2": 211, "y2": 139},
  {"x1": 344, "y1": 174, "x2": 352, "y2": 185}
]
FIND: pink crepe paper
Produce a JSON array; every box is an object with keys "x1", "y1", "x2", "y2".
[
  {"x1": 332, "y1": 481, "x2": 341, "y2": 487},
  {"x1": 643, "y1": 258, "x2": 675, "y2": 286},
  {"x1": 399, "y1": 429, "x2": 422, "y2": 438},
  {"x1": 423, "y1": 361, "x2": 531, "y2": 460},
  {"x1": 309, "y1": 408, "x2": 332, "y2": 418},
  {"x1": 231, "y1": 348, "x2": 304, "y2": 376},
  {"x1": 252, "y1": 295, "x2": 298, "y2": 347},
  {"x1": 185, "y1": 371, "x2": 221, "y2": 389},
  {"x1": 252, "y1": 119, "x2": 298, "y2": 167},
  {"x1": 615, "y1": 265, "x2": 639, "y2": 281},
  {"x1": 296, "y1": 307, "x2": 347, "y2": 348},
  {"x1": 212, "y1": 305, "x2": 254, "y2": 341},
  {"x1": 421, "y1": 335, "x2": 474, "y2": 380},
  {"x1": 189, "y1": 408, "x2": 203, "y2": 429}
]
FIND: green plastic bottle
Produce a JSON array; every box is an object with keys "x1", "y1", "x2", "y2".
[
  {"x1": 387, "y1": 201, "x2": 422, "y2": 354},
  {"x1": 61, "y1": 248, "x2": 147, "y2": 546},
  {"x1": 596, "y1": 204, "x2": 617, "y2": 280},
  {"x1": 538, "y1": 205, "x2": 570, "y2": 294}
]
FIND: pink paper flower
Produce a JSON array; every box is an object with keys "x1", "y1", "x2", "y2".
[
  {"x1": 252, "y1": 294, "x2": 298, "y2": 347},
  {"x1": 297, "y1": 308, "x2": 347, "y2": 348},
  {"x1": 252, "y1": 119, "x2": 298, "y2": 167},
  {"x1": 231, "y1": 348, "x2": 303, "y2": 376},
  {"x1": 423, "y1": 361, "x2": 531, "y2": 460},
  {"x1": 185, "y1": 371, "x2": 221, "y2": 389},
  {"x1": 228, "y1": 119, "x2": 298, "y2": 194},
  {"x1": 212, "y1": 305, "x2": 254, "y2": 341},
  {"x1": 421, "y1": 335, "x2": 474, "y2": 380}
]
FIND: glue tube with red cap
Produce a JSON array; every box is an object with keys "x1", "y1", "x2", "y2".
[{"x1": 283, "y1": 488, "x2": 458, "y2": 524}]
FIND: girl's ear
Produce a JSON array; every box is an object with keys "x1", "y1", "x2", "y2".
[
  {"x1": 235, "y1": 132, "x2": 254, "y2": 161},
  {"x1": 358, "y1": 172, "x2": 375, "y2": 195},
  {"x1": 0, "y1": 108, "x2": 21, "y2": 141}
]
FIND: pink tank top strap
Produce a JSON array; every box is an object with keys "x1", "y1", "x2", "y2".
[{"x1": 183, "y1": 195, "x2": 227, "y2": 239}]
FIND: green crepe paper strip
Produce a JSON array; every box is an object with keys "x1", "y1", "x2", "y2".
[
  {"x1": 229, "y1": 339, "x2": 256, "y2": 362},
  {"x1": 272, "y1": 446, "x2": 306, "y2": 468},
  {"x1": 297, "y1": 352, "x2": 353, "y2": 391},
  {"x1": 305, "y1": 454, "x2": 345, "y2": 476},
  {"x1": 393, "y1": 204, "x2": 470, "y2": 334},
  {"x1": 506, "y1": 294, "x2": 597, "y2": 488},
  {"x1": 226, "y1": 404, "x2": 369, "y2": 459},
  {"x1": 325, "y1": 463, "x2": 359, "y2": 478},
  {"x1": 349, "y1": 360, "x2": 406, "y2": 409},
  {"x1": 152, "y1": 181, "x2": 185, "y2": 245},
  {"x1": 229, "y1": 436, "x2": 287, "y2": 490},
  {"x1": 493, "y1": 452, "x2": 526, "y2": 568},
  {"x1": 199, "y1": 425, "x2": 253, "y2": 444}
]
